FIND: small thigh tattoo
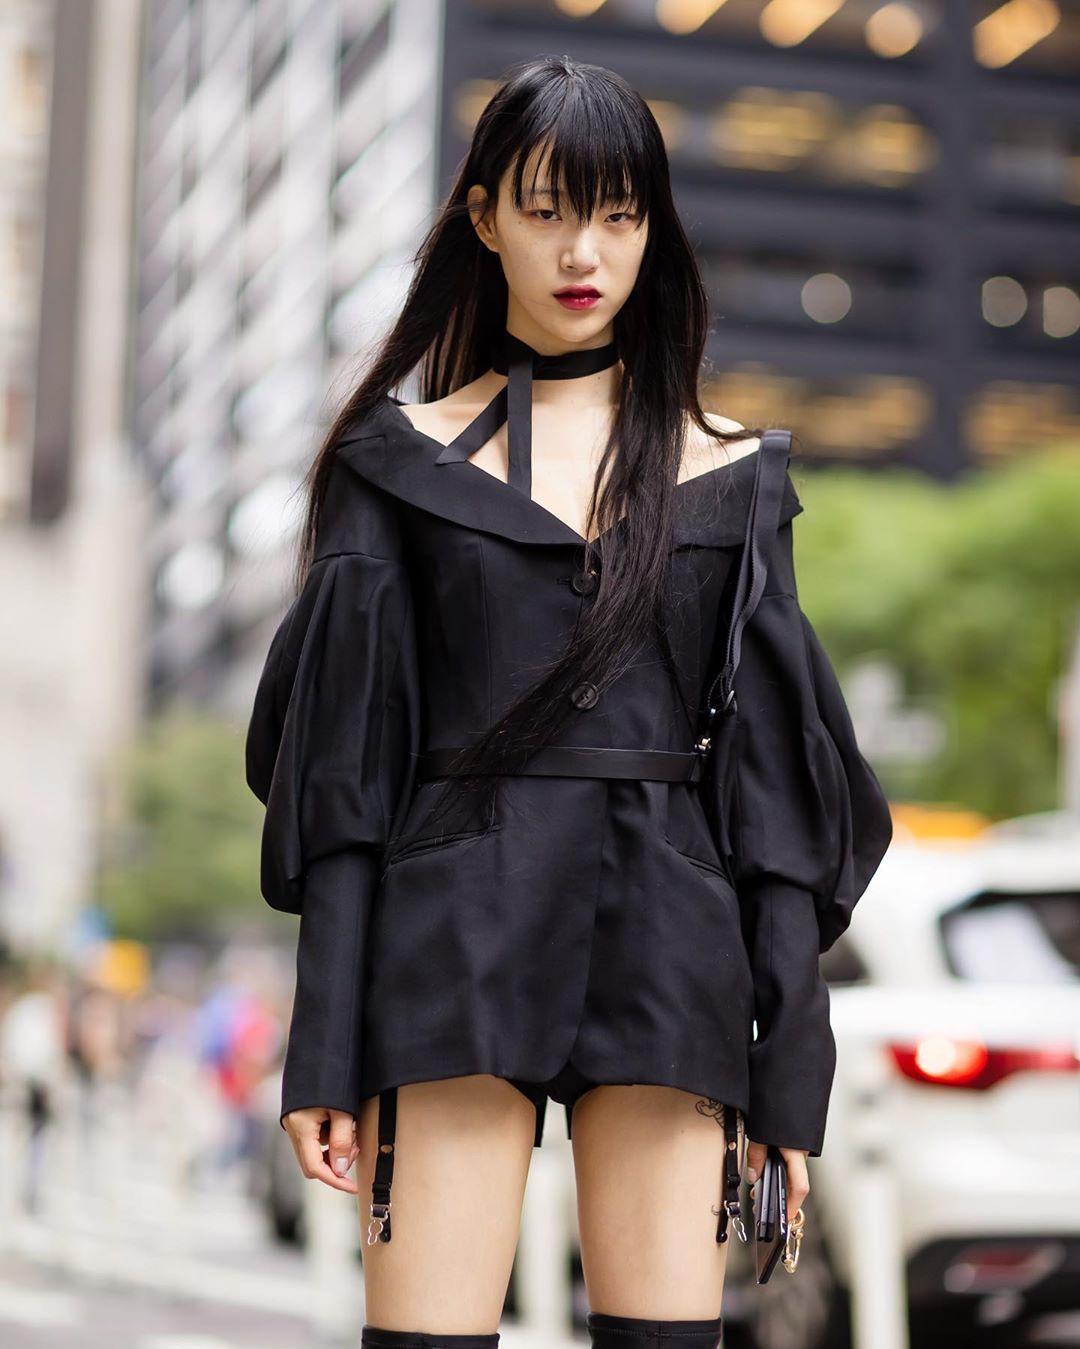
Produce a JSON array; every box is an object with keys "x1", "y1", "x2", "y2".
[
  {"x1": 695, "y1": 1096, "x2": 745, "y2": 1159},
  {"x1": 694, "y1": 1096, "x2": 727, "y2": 1127}
]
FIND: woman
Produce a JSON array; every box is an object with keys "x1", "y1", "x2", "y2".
[{"x1": 245, "y1": 56, "x2": 892, "y2": 1349}]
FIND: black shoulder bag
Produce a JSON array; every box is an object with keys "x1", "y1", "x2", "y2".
[
  {"x1": 693, "y1": 428, "x2": 800, "y2": 1270},
  {"x1": 693, "y1": 428, "x2": 793, "y2": 758},
  {"x1": 692, "y1": 428, "x2": 793, "y2": 883}
]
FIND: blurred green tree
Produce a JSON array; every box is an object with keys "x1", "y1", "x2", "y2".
[
  {"x1": 792, "y1": 442, "x2": 1080, "y2": 819},
  {"x1": 98, "y1": 709, "x2": 265, "y2": 941}
]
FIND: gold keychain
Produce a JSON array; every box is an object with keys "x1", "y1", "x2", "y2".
[{"x1": 782, "y1": 1207, "x2": 805, "y2": 1272}]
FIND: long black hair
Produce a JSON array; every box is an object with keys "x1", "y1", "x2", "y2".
[{"x1": 295, "y1": 54, "x2": 764, "y2": 826}]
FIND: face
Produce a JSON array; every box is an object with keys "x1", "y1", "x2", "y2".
[{"x1": 467, "y1": 145, "x2": 648, "y2": 354}]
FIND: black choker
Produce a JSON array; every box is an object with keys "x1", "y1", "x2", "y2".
[{"x1": 431, "y1": 331, "x2": 620, "y2": 496}]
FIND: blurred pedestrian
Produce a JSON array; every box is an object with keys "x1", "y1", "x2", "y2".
[{"x1": 0, "y1": 959, "x2": 67, "y2": 1212}]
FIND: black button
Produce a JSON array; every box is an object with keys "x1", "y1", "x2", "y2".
[
  {"x1": 570, "y1": 568, "x2": 599, "y2": 596},
  {"x1": 569, "y1": 681, "x2": 600, "y2": 709}
]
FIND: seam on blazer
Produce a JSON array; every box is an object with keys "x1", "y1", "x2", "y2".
[
  {"x1": 279, "y1": 553, "x2": 404, "y2": 683},
  {"x1": 311, "y1": 547, "x2": 407, "y2": 567},
  {"x1": 764, "y1": 880, "x2": 776, "y2": 1039},
  {"x1": 798, "y1": 608, "x2": 821, "y2": 702},
  {"x1": 332, "y1": 570, "x2": 414, "y2": 1084},
  {"x1": 339, "y1": 851, "x2": 367, "y2": 1114},
  {"x1": 757, "y1": 518, "x2": 799, "y2": 602},
  {"x1": 476, "y1": 534, "x2": 494, "y2": 727},
  {"x1": 374, "y1": 567, "x2": 415, "y2": 830}
]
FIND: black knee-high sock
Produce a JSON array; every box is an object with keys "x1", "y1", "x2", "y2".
[
  {"x1": 361, "y1": 1327, "x2": 500, "y2": 1348},
  {"x1": 586, "y1": 1310, "x2": 724, "y2": 1348}
]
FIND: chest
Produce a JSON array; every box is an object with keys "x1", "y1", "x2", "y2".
[{"x1": 406, "y1": 400, "x2": 619, "y2": 545}]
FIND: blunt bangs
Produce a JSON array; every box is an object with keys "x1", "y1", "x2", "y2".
[{"x1": 505, "y1": 69, "x2": 659, "y2": 223}]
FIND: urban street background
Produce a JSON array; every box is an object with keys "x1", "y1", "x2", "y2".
[{"x1": 1, "y1": 2, "x2": 1079, "y2": 1347}]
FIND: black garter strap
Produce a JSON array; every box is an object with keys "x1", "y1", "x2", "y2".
[
  {"x1": 715, "y1": 1104, "x2": 748, "y2": 1244},
  {"x1": 367, "y1": 1086, "x2": 397, "y2": 1244},
  {"x1": 368, "y1": 1086, "x2": 747, "y2": 1247}
]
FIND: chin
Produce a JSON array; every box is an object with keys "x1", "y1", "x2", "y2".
[{"x1": 541, "y1": 309, "x2": 611, "y2": 342}]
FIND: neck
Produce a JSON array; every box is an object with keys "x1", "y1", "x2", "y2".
[{"x1": 490, "y1": 326, "x2": 622, "y2": 407}]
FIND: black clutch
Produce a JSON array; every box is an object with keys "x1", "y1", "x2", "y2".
[
  {"x1": 752, "y1": 1145, "x2": 806, "y2": 1283},
  {"x1": 752, "y1": 1145, "x2": 787, "y2": 1283}
]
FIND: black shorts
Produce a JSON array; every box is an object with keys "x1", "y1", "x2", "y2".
[{"x1": 506, "y1": 1060, "x2": 609, "y2": 1147}]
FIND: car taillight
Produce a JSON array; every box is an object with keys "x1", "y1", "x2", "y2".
[
  {"x1": 887, "y1": 1036, "x2": 1080, "y2": 1089},
  {"x1": 944, "y1": 1240, "x2": 1066, "y2": 1293}
]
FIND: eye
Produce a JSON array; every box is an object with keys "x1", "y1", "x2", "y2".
[
  {"x1": 529, "y1": 208, "x2": 560, "y2": 221},
  {"x1": 608, "y1": 211, "x2": 638, "y2": 224}
]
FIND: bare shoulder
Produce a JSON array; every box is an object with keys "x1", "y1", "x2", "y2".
[
  {"x1": 680, "y1": 410, "x2": 761, "y2": 480},
  {"x1": 398, "y1": 378, "x2": 497, "y2": 443}
]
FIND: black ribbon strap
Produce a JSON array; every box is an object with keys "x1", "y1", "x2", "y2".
[{"x1": 433, "y1": 332, "x2": 621, "y2": 505}]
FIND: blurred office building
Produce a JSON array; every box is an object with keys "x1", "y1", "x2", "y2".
[
  {"x1": 126, "y1": 0, "x2": 1080, "y2": 712},
  {"x1": 0, "y1": 0, "x2": 145, "y2": 953},
  {"x1": 131, "y1": 0, "x2": 443, "y2": 714},
  {"x1": 446, "y1": 1, "x2": 1080, "y2": 474}
]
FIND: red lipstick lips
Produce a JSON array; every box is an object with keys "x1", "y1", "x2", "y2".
[{"x1": 555, "y1": 285, "x2": 601, "y2": 310}]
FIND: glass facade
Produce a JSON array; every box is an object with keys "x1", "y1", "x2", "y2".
[
  {"x1": 444, "y1": 0, "x2": 1080, "y2": 471},
  {"x1": 131, "y1": 0, "x2": 441, "y2": 701}
]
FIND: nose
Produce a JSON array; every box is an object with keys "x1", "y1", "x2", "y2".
[{"x1": 561, "y1": 223, "x2": 601, "y2": 272}]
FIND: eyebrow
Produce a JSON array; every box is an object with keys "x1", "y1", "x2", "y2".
[{"x1": 522, "y1": 186, "x2": 634, "y2": 204}]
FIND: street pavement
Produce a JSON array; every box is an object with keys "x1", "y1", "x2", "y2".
[
  {"x1": 0, "y1": 1252, "x2": 313, "y2": 1348},
  {"x1": 0, "y1": 1081, "x2": 581, "y2": 1348},
  {"x1": 0, "y1": 1248, "x2": 580, "y2": 1348}
]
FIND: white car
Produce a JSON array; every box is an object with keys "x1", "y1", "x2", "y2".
[{"x1": 723, "y1": 810, "x2": 1080, "y2": 1349}]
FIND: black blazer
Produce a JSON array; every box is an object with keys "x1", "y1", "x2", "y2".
[{"x1": 245, "y1": 395, "x2": 893, "y2": 1155}]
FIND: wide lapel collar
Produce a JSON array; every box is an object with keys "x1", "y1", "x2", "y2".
[
  {"x1": 335, "y1": 395, "x2": 804, "y2": 551},
  {"x1": 335, "y1": 396, "x2": 586, "y2": 547}
]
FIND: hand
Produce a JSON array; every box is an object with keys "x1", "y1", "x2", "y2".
[
  {"x1": 283, "y1": 1106, "x2": 361, "y2": 1193},
  {"x1": 744, "y1": 1137, "x2": 809, "y2": 1227}
]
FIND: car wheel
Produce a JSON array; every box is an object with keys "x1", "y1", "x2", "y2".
[
  {"x1": 748, "y1": 1207, "x2": 848, "y2": 1349},
  {"x1": 907, "y1": 1305, "x2": 985, "y2": 1349}
]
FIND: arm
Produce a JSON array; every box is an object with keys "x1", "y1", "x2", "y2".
[
  {"x1": 244, "y1": 462, "x2": 421, "y2": 1185},
  {"x1": 707, "y1": 513, "x2": 893, "y2": 1157}
]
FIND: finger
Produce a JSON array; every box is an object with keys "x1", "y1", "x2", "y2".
[
  {"x1": 283, "y1": 1108, "x2": 327, "y2": 1167},
  {"x1": 780, "y1": 1147, "x2": 810, "y2": 1223},
  {"x1": 745, "y1": 1139, "x2": 767, "y2": 1184},
  {"x1": 296, "y1": 1131, "x2": 360, "y2": 1195},
  {"x1": 327, "y1": 1109, "x2": 357, "y2": 1179}
]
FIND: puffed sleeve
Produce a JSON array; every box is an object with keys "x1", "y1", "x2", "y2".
[
  {"x1": 244, "y1": 458, "x2": 421, "y2": 1125},
  {"x1": 706, "y1": 507, "x2": 893, "y2": 1155}
]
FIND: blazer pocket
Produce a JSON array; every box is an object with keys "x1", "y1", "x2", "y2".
[
  {"x1": 666, "y1": 842, "x2": 730, "y2": 880},
  {"x1": 663, "y1": 834, "x2": 735, "y2": 886},
  {"x1": 663, "y1": 781, "x2": 735, "y2": 886},
  {"x1": 381, "y1": 780, "x2": 501, "y2": 871},
  {"x1": 383, "y1": 821, "x2": 503, "y2": 869}
]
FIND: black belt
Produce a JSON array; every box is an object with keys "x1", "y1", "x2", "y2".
[{"x1": 416, "y1": 745, "x2": 703, "y2": 783}]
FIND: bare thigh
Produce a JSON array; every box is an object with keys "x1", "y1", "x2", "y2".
[
  {"x1": 571, "y1": 1084, "x2": 745, "y2": 1319},
  {"x1": 356, "y1": 1074, "x2": 536, "y2": 1335}
]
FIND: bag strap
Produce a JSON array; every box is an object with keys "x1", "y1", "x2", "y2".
[{"x1": 693, "y1": 427, "x2": 793, "y2": 758}]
